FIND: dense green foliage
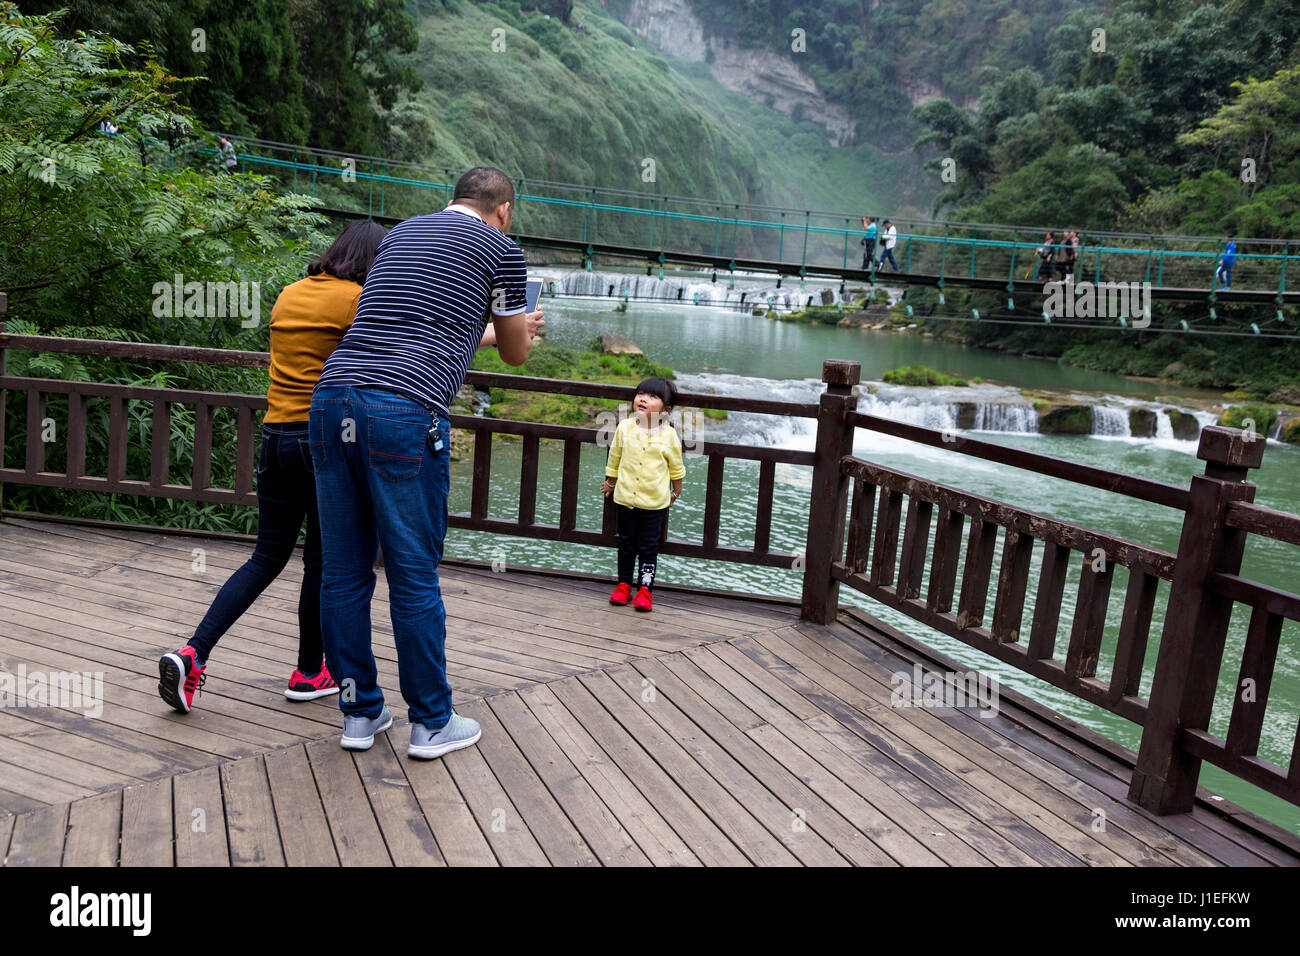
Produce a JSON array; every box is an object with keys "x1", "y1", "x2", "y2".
[
  {"x1": 881, "y1": 365, "x2": 970, "y2": 387},
  {"x1": 905, "y1": 0, "x2": 1300, "y2": 391},
  {"x1": 17, "y1": 0, "x2": 422, "y2": 153},
  {"x1": 1, "y1": 4, "x2": 328, "y2": 530},
  {"x1": 467, "y1": 337, "x2": 674, "y2": 426},
  {"x1": 16, "y1": 0, "x2": 912, "y2": 214},
  {"x1": 0, "y1": 7, "x2": 324, "y2": 330}
]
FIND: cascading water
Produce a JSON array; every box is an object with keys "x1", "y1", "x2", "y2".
[
  {"x1": 674, "y1": 373, "x2": 1212, "y2": 453},
  {"x1": 1155, "y1": 410, "x2": 1175, "y2": 441},
  {"x1": 1091, "y1": 406, "x2": 1131, "y2": 437},
  {"x1": 973, "y1": 403, "x2": 1038, "y2": 434},
  {"x1": 531, "y1": 266, "x2": 845, "y2": 311}
]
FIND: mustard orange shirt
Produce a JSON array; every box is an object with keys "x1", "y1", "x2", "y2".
[{"x1": 265, "y1": 274, "x2": 362, "y2": 423}]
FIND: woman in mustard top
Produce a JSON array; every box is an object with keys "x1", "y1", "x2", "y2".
[{"x1": 159, "y1": 221, "x2": 387, "y2": 713}]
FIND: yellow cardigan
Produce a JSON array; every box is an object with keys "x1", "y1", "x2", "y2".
[{"x1": 605, "y1": 417, "x2": 686, "y2": 511}]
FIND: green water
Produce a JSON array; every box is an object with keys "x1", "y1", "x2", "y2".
[
  {"x1": 446, "y1": 296, "x2": 1300, "y2": 835},
  {"x1": 536, "y1": 298, "x2": 1223, "y2": 399}
]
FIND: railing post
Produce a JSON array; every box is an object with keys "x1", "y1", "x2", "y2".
[
  {"x1": 799, "y1": 359, "x2": 860, "y2": 624},
  {"x1": 1128, "y1": 426, "x2": 1265, "y2": 813}
]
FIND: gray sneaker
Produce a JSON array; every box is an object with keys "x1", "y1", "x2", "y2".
[
  {"x1": 408, "y1": 713, "x2": 482, "y2": 760},
  {"x1": 340, "y1": 706, "x2": 393, "y2": 751}
]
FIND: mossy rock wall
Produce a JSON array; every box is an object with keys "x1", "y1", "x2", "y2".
[
  {"x1": 1037, "y1": 404, "x2": 1093, "y2": 435},
  {"x1": 1164, "y1": 409, "x2": 1201, "y2": 441},
  {"x1": 1129, "y1": 408, "x2": 1157, "y2": 438}
]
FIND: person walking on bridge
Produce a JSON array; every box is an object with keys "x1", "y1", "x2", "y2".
[
  {"x1": 309, "y1": 166, "x2": 544, "y2": 759},
  {"x1": 1034, "y1": 232, "x2": 1055, "y2": 282},
  {"x1": 216, "y1": 135, "x2": 237, "y2": 174},
  {"x1": 1056, "y1": 229, "x2": 1077, "y2": 283},
  {"x1": 877, "y1": 219, "x2": 900, "y2": 271},
  {"x1": 860, "y1": 216, "x2": 878, "y2": 270},
  {"x1": 1216, "y1": 234, "x2": 1237, "y2": 289}
]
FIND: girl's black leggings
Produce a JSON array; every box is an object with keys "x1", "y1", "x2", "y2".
[{"x1": 616, "y1": 504, "x2": 667, "y2": 591}]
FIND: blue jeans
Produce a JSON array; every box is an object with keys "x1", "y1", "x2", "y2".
[
  {"x1": 189, "y1": 422, "x2": 323, "y2": 673},
  {"x1": 878, "y1": 247, "x2": 899, "y2": 271},
  {"x1": 1216, "y1": 262, "x2": 1233, "y2": 288},
  {"x1": 308, "y1": 386, "x2": 452, "y2": 729}
]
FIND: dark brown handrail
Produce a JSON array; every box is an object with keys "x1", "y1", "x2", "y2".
[
  {"x1": 846, "y1": 410, "x2": 1190, "y2": 510},
  {"x1": 0, "y1": 333, "x2": 274, "y2": 368},
  {"x1": 0, "y1": 367, "x2": 813, "y2": 567},
  {"x1": 0, "y1": 333, "x2": 818, "y2": 417},
  {"x1": 797, "y1": 360, "x2": 1298, "y2": 815},
  {"x1": 1226, "y1": 500, "x2": 1300, "y2": 547}
]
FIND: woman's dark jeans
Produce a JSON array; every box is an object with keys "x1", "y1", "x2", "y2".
[{"x1": 188, "y1": 422, "x2": 323, "y2": 673}]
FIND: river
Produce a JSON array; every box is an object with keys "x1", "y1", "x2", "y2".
[{"x1": 444, "y1": 290, "x2": 1300, "y2": 835}]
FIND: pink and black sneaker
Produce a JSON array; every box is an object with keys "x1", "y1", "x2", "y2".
[
  {"x1": 284, "y1": 664, "x2": 339, "y2": 701},
  {"x1": 159, "y1": 645, "x2": 206, "y2": 714}
]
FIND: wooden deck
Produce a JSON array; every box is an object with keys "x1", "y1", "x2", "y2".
[{"x1": 0, "y1": 515, "x2": 1295, "y2": 866}]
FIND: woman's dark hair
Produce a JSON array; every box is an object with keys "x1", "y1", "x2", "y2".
[
  {"x1": 308, "y1": 220, "x2": 388, "y2": 285},
  {"x1": 635, "y1": 377, "x2": 676, "y2": 409}
]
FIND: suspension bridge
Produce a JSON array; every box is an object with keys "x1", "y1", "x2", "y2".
[{"x1": 190, "y1": 135, "x2": 1300, "y2": 334}]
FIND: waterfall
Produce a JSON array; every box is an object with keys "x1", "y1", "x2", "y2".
[
  {"x1": 531, "y1": 266, "x2": 846, "y2": 311},
  {"x1": 673, "y1": 373, "x2": 1220, "y2": 458},
  {"x1": 1090, "y1": 406, "x2": 1130, "y2": 437},
  {"x1": 973, "y1": 403, "x2": 1038, "y2": 434},
  {"x1": 1155, "y1": 410, "x2": 1175, "y2": 441}
]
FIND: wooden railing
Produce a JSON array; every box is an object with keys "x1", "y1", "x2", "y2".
[
  {"x1": 0, "y1": 331, "x2": 814, "y2": 570},
  {"x1": 1, "y1": 328, "x2": 1297, "y2": 816},
  {"x1": 798, "y1": 359, "x2": 1298, "y2": 815}
]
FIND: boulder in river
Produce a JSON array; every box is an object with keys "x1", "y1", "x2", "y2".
[
  {"x1": 1037, "y1": 404, "x2": 1093, "y2": 435},
  {"x1": 1129, "y1": 408, "x2": 1157, "y2": 438},
  {"x1": 1163, "y1": 408, "x2": 1201, "y2": 441},
  {"x1": 953, "y1": 402, "x2": 978, "y2": 430},
  {"x1": 1280, "y1": 415, "x2": 1300, "y2": 445},
  {"x1": 598, "y1": 333, "x2": 643, "y2": 355}
]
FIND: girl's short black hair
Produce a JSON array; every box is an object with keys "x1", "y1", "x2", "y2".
[
  {"x1": 635, "y1": 377, "x2": 676, "y2": 408},
  {"x1": 308, "y1": 220, "x2": 388, "y2": 285}
]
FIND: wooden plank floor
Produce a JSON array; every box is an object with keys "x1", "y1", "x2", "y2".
[{"x1": 0, "y1": 515, "x2": 1295, "y2": 866}]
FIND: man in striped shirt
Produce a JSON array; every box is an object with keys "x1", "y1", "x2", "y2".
[{"x1": 310, "y1": 166, "x2": 541, "y2": 759}]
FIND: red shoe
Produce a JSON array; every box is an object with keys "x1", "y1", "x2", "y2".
[
  {"x1": 285, "y1": 663, "x2": 340, "y2": 701},
  {"x1": 609, "y1": 582, "x2": 633, "y2": 605},
  {"x1": 159, "y1": 645, "x2": 206, "y2": 714},
  {"x1": 633, "y1": 587, "x2": 653, "y2": 612}
]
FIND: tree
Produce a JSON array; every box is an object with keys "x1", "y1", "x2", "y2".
[
  {"x1": 291, "y1": 0, "x2": 421, "y2": 152},
  {"x1": 1178, "y1": 65, "x2": 1300, "y2": 202},
  {"x1": 16, "y1": 0, "x2": 423, "y2": 154},
  {"x1": 0, "y1": 3, "x2": 325, "y2": 341}
]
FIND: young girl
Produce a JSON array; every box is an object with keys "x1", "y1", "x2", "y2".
[{"x1": 601, "y1": 377, "x2": 686, "y2": 612}]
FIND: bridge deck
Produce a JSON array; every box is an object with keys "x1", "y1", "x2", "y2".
[{"x1": 0, "y1": 516, "x2": 1295, "y2": 866}]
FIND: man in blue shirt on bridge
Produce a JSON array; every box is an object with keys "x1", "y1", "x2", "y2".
[
  {"x1": 860, "y1": 216, "x2": 878, "y2": 270},
  {"x1": 309, "y1": 166, "x2": 543, "y2": 759},
  {"x1": 1215, "y1": 234, "x2": 1237, "y2": 289}
]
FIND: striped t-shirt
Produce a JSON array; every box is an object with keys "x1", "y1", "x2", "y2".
[{"x1": 317, "y1": 206, "x2": 527, "y2": 416}]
